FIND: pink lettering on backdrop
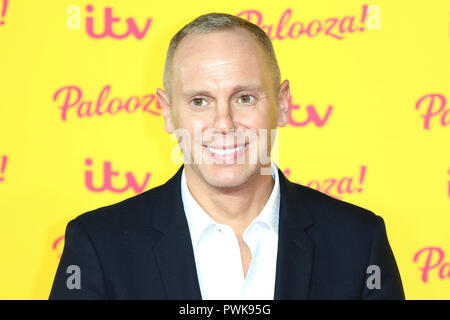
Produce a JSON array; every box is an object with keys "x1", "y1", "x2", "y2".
[
  {"x1": 288, "y1": 96, "x2": 333, "y2": 127},
  {"x1": 53, "y1": 85, "x2": 161, "y2": 121},
  {"x1": 0, "y1": 0, "x2": 8, "y2": 26},
  {"x1": 415, "y1": 93, "x2": 449, "y2": 130},
  {"x1": 0, "y1": 155, "x2": 7, "y2": 182},
  {"x1": 84, "y1": 158, "x2": 151, "y2": 194},
  {"x1": 52, "y1": 235, "x2": 65, "y2": 258},
  {"x1": 283, "y1": 166, "x2": 367, "y2": 200},
  {"x1": 53, "y1": 85, "x2": 331, "y2": 125},
  {"x1": 413, "y1": 247, "x2": 450, "y2": 283},
  {"x1": 85, "y1": 4, "x2": 152, "y2": 39},
  {"x1": 237, "y1": 5, "x2": 369, "y2": 41}
]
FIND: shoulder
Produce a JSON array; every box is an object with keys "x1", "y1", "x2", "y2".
[
  {"x1": 288, "y1": 181, "x2": 383, "y2": 234},
  {"x1": 286, "y1": 182, "x2": 389, "y2": 263},
  {"x1": 70, "y1": 180, "x2": 174, "y2": 236}
]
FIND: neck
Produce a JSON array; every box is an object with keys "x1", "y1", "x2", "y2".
[{"x1": 184, "y1": 165, "x2": 274, "y2": 237}]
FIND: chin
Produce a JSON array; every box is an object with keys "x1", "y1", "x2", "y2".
[{"x1": 196, "y1": 163, "x2": 258, "y2": 189}]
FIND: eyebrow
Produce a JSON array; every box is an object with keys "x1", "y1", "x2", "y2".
[{"x1": 182, "y1": 85, "x2": 265, "y2": 99}]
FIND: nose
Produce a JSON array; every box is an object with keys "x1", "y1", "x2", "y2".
[{"x1": 212, "y1": 101, "x2": 236, "y2": 135}]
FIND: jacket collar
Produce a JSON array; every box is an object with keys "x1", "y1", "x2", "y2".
[
  {"x1": 274, "y1": 165, "x2": 315, "y2": 299},
  {"x1": 151, "y1": 164, "x2": 202, "y2": 299}
]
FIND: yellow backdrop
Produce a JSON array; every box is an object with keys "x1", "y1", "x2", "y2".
[{"x1": 0, "y1": 0, "x2": 449, "y2": 299}]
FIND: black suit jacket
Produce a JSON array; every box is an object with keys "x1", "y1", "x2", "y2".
[{"x1": 49, "y1": 165, "x2": 405, "y2": 299}]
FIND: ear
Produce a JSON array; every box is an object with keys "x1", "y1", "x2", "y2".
[
  {"x1": 276, "y1": 79, "x2": 290, "y2": 127},
  {"x1": 156, "y1": 88, "x2": 176, "y2": 134}
]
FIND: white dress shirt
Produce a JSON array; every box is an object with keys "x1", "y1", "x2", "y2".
[{"x1": 181, "y1": 162, "x2": 280, "y2": 300}]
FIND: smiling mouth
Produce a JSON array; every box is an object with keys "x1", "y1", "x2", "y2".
[{"x1": 203, "y1": 143, "x2": 248, "y2": 155}]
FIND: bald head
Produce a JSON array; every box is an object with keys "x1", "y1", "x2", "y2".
[{"x1": 162, "y1": 13, "x2": 281, "y2": 103}]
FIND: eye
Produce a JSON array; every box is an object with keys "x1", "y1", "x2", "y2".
[
  {"x1": 237, "y1": 95, "x2": 255, "y2": 104},
  {"x1": 191, "y1": 97, "x2": 207, "y2": 107}
]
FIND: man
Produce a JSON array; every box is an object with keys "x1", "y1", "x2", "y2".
[{"x1": 49, "y1": 13, "x2": 404, "y2": 299}]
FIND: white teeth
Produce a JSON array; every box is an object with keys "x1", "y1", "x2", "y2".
[{"x1": 206, "y1": 145, "x2": 245, "y2": 155}]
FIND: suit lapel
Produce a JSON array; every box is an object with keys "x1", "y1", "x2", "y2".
[
  {"x1": 152, "y1": 165, "x2": 202, "y2": 299},
  {"x1": 274, "y1": 168, "x2": 315, "y2": 300}
]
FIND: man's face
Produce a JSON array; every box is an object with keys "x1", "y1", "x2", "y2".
[{"x1": 157, "y1": 28, "x2": 289, "y2": 188}]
